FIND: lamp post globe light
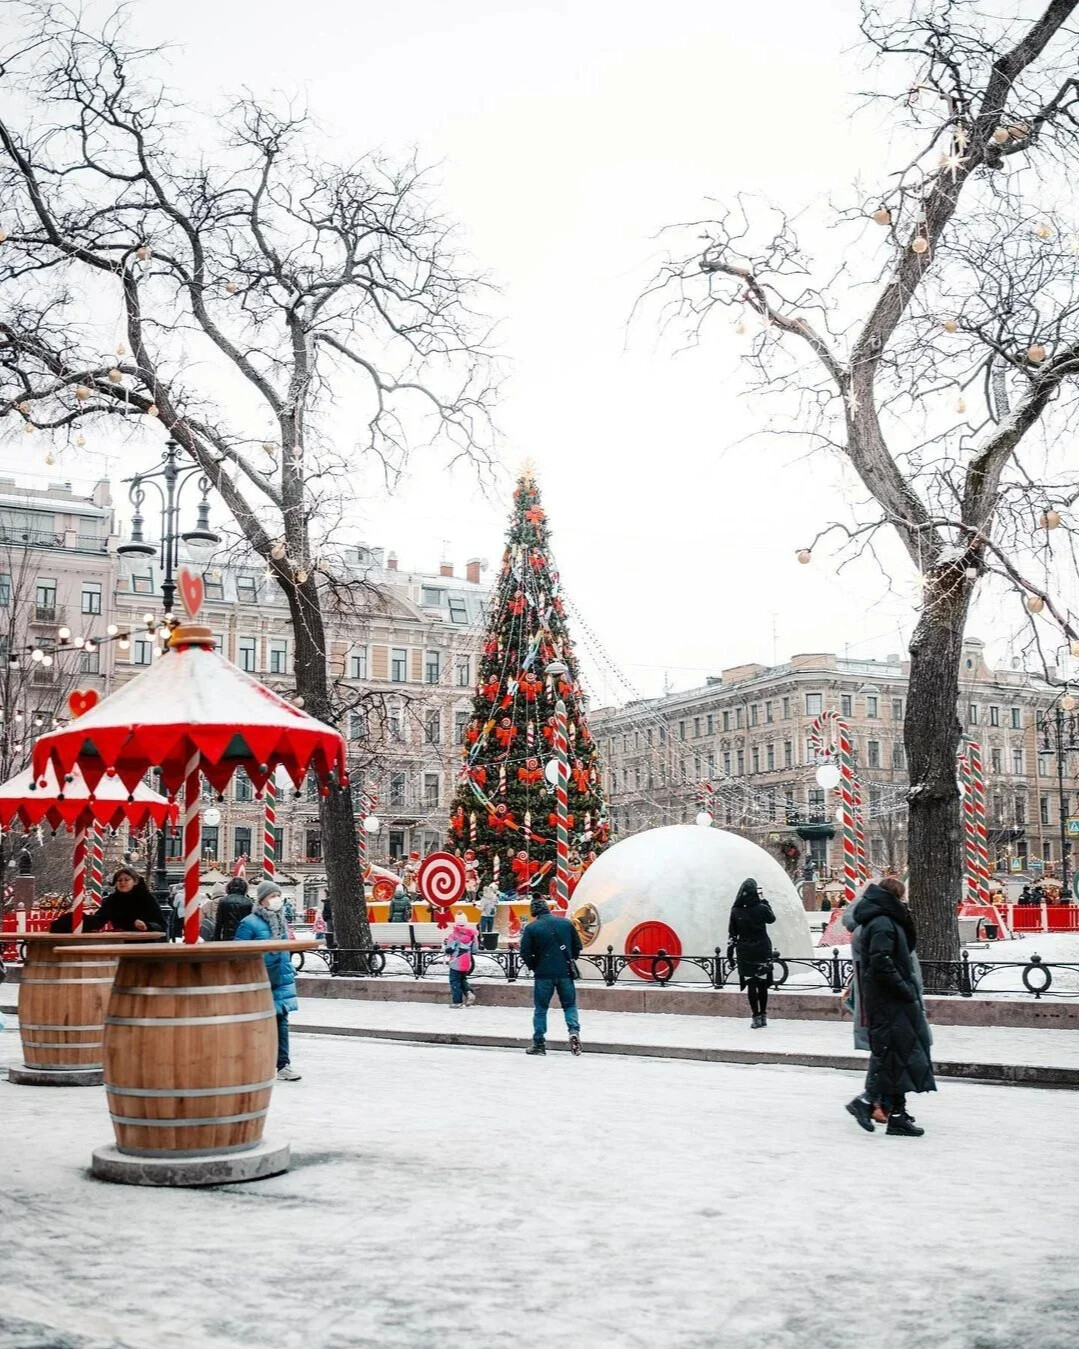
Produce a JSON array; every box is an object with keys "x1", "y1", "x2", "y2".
[{"x1": 116, "y1": 437, "x2": 222, "y2": 913}]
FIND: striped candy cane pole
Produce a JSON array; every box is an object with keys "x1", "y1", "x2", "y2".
[
  {"x1": 835, "y1": 716, "x2": 858, "y2": 905},
  {"x1": 90, "y1": 821, "x2": 105, "y2": 902},
  {"x1": 182, "y1": 750, "x2": 202, "y2": 944},
  {"x1": 957, "y1": 753, "x2": 979, "y2": 903},
  {"x1": 71, "y1": 825, "x2": 87, "y2": 933},
  {"x1": 554, "y1": 695, "x2": 570, "y2": 909},
  {"x1": 966, "y1": 740, "x2": 992, "y2": 903},
  {"x1": 851, "y1": 772, "x2": 869, "y2": 884},
  {"x1": 263, "y1": 774, "x2": 277, "y2": 879}
]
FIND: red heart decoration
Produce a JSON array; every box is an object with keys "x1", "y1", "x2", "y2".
[
  {"x1": 68, "y1": 689, "x2": 100, "y2": 719},
  {"x1": 178, "y1": 568, "x2": 204, "y2": 619}
]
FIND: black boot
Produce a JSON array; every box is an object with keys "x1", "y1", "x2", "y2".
[
  {"x1": 525, "y1": 1041, "x2": 546, "y2": 1056},
  {"x1": 569, "y1": 1034, "x2": 581, "y2": 1056},
  {"x1": 845, "y1": 1097, "x2": 875, "y2": 1133},
  {"x1": 886, "y1": 1111, "x2": 925, "y2": 1137}
]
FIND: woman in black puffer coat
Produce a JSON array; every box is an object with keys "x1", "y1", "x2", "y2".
[
  {"x1": 848, "y1": 877, "x2": 936, "y2": 1137},
  {"x1": 727, "y1": 878, "x2": 776, "y2": 1028}
]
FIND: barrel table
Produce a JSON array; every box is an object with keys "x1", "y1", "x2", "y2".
[
  {"x1": 63, "y1": 939, "x2": 314, "y2": 1187},
  {"x1": 8, "y1": 931, "x2": 165, "y2": 1087}
]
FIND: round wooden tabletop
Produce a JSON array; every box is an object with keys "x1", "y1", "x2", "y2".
[
  {"x1": 63, "y1": 939, "x2": 318, "y2": 960},
  {"x1": 14, "y1": 931, "x2": 167, "y2": 943}
]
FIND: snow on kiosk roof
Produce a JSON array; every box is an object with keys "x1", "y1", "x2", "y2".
[{"x1": 0, "y1": 761, "x2": 174, "y2": 833}]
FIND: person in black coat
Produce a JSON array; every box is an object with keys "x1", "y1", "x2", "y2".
[
  {"x1": 519, "y1": 896, "x2": 583, "y2": 1056},
  {"x1": 727, "y1": 878, "x2": 776, "y2": 1028},
  {"x1": 50, "y1": 865, "x2": 166, "y2": 933},
  {"x1": 845, "y1": 877, "x2": 936, "y2": 1137},
  {"x1": 211, "y1": 876, "x2": 253, "y2": 942}
]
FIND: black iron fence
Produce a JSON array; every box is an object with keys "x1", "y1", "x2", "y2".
[{"x1": 294, "y1": 943, "x2": 1079, "y2": 1000}]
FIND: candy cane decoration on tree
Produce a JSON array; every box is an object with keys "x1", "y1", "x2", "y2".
[
  {"x1": 89, "y1": 820, "x2": 105, "y2": 902},
  {"x1": 71, "y1": 824, "x2": 87, "y2": 933},
  {"x1": 263, "y1": 774, "x2": 277, "y2": 879},
  {"x1": 809, "y1": 710, "x2": 858, "y2": 905},
  {"x1": 182, "y1": 750, "x2": 202, "y2": 944}
]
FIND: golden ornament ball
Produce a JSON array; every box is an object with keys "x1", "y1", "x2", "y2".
[
  {"x1": 107, "y1": 367, "x2": 123, "y2": 383},
  {"x1": 1039, "y1": 508, "x2": 1061, "y2": 529},
  {"x1": 1060, "y1": 692, "x2": 1078, "y2": 712},
  {"x1": 75, "y1": 384, "x2": 91, "y2": 400},
  {"x1": 1035, "y1": 222, "x2": 1052, "y2": 240},
  {"x1": 942, "y1": 318, "x2": 958, "y2": 333},
  {"x1": 871, "y1": 207, "x2": 891, "y2": 226},
  {"x1": 1025, "y1": 594, "x2": 1045, "y2": 614},
  {"x1": 146, "y1": 403, "x2": 159, "y2": 418},
  {"x1": 991, "y1": 127, "x2": 1009, "y2": 145},
  {"x1": 796, "y1": 548, "x2": 812, "y2": 565},
  {"x1": 225, "y1": 281, "x2": 238, "y2": 294},
  {"x1": 1027, "y1": 343, "x2": 1047, "y2": 363},
  {"x1": 911, "y1": 235, "x2": 930, "y2": 255}
]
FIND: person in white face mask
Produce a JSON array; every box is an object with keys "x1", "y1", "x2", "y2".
[{"x1": 234, "y1": 880, "x2": 301, "y2": 1081}]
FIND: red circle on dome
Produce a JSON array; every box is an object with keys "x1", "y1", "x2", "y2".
[{"x1": 625, "y1": 921, "x2": 682, "y2": 981}]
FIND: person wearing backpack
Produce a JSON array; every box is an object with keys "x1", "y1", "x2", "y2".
[
  {"x1": 727, "y1": 877, "x2": 776, "y2": 1028},
  {"x1": 519, "y1": 896, "x2": 583, "y2": 1056},
  {"x1": 444, "y1": 913, "x2": 478, "y2": 1007}
]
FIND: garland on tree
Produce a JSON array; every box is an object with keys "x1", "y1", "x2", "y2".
[{"x1": 446, "y1": 468, "x2": 610, "y2": 902}]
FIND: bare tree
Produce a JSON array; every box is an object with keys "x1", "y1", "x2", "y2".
[
  {"x1": 642, "y1": 0, "x2": 1079, "y2": 965},
  {"x1": 0, "y1": 5, "x2": 499, "y2": 961}
]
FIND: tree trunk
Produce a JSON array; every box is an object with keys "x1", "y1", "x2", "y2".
[
  {"x1": 904, "y1": 576, "x2": 972, "y2": 979},
  {"x1": 288, "y1": 574, "x2": 372, "y2": 973}
]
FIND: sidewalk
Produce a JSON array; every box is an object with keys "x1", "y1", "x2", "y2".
[{"x1": 288, "y1": 995, "x2": 1079, "y2": 1086}]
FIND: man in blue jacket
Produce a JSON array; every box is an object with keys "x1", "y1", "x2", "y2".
[{"x1": 519, "y1": 896, "x2": 583, "y2": 1056}]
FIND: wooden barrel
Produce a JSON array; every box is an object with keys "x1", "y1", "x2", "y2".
[
  {"x1": 103, "y1": 949, "x2": 278, "y2": 1157},
  {"x1": 18, "y1": 937, "x2": 118, "y2": 1072}
]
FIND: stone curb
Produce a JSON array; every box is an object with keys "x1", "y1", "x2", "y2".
[{"x1": 289, "y1": 1022, "x2": 1079, "y2": 1089}]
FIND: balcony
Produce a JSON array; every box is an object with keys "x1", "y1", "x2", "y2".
[
  {"x1": 33, "y1": 604, "x2": 59, "y2": 624},
  {"x1": 785, "y1": 810, "x2": 836, "y2": 841}
]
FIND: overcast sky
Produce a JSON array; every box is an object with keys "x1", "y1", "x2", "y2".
[{"x1": 5, "y1": 0, "x2": 1070, "y2": 703}]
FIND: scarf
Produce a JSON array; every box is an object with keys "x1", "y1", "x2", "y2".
[{"x1": 252, "y1": 900, "x2": 288, "y2": 939}]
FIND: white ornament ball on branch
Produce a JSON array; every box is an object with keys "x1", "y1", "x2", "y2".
[
  {"x1": 911, "y1": 235, "x2": 930, "y2": 255},
  {"x1": 991, "y1": 127, "x2": 1009, "y2": 144},
  {"x1": 1039, "y1": 509, "x2": 1061, "y2": 529},
  {"x1": 136, "y1": 245, "x2": 151, "y2": 261},
  {"x1": 871, "y1": 207, "x2": 891, "y2": 226},
  {"x1": 1061, "y1": 693, "x2": 1078, "y2": 713},
  {"x1": 146, "y1": 404, "x2": 159, "y2": 418},
  {"x1": 115, "y1": 343, "x2": 126, "y2": 356},
  {"x1": 1027, "y1": 343, "x2": 1047, "y2": 364},
  {"x1": 75, "y1": 435, "x2": 86, "y2": 448},
  {"x1": 796, "y1": 548, "x2": 812, "y2": 565},
  {"x1": 1071, "y1": 641, "x2": 1079, "y2": 659},
  {"x1": 1035, "y1": 222, "x2": 1052, "y2": 240},
  {"x1": 1026, "y1": 594, "x2": 1045, "y2": 614},
  {"x1": 225, "y1": 281, "x2": 238, "y2": 295},
  {"x1": 107, "y1": 368, "x2": 122, "y2": 383},
  {"x1": 942, "y1": 318, "x2": 958, "y2": 333},
  {"x1": 75, "y1": 385, "x2": 91, "y2": 400}
]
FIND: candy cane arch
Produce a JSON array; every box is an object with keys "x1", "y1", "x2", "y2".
[
  {"x1": 262, "y1": 774, "x2": 277, "y2": 878},
  {"x1": 962, "y1": 740, "x2": 992, "y2": 904},
  {"x1": 809, "y1": 710, "x2": 858, "y2": 905},
  {"x1": 182, "y1": 750, "x2": 202, "y2": 944},
  {"x1": 71, "y1": 824, "x2": 87, "y2": 933},
  {"x1": 89, "y1": 820, "x2": 105, "y2": 902},
  {"x1": 553, "y1": 693, "x2": 570, "y2": 909}
]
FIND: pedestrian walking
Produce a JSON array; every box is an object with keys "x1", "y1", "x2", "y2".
[
  {"x1": 520, "y1": 896, "x2": 583, "y2": 1056},
  {"x1": 234, "y1": 880, "x2": 301, "y2": 1082},
  {"x1": 478, "y1": 882, "x2": 499, "y2": 937},
  {"x1": 211, "y1": 876, "x2": 252, "y2": 942},
  {"x1": 727, "y1": 877, "x2": 776, "y2": 1028},
  {"x1": 388, "y1": 884, "x2": 412, "y2": 923},
  {"x1": 843, "y1": 877, "x2": 935, "y2": 1136},
  {"x1": 50, "y1": 865, "x2": 166, "y2": 934},
  {"x1": 444, "y1": 912, "x2": 478, "y2": 1007}
]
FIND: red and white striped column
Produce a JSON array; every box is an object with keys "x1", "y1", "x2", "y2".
[
  {"x1": 263, "y1": 774, "x2": 277, "y2": 879},
  {"x1": 89, "y1": 821, "x2": 105, "y2": 903},
  {"x1": 553, "y1": 696, "x2": 570, "y2": 910},
  {"x1": 71, "y1": 825, "x2": 88, "y2": 933},
  {"x1": 809, "y1": 711, "x2": 858, "y2": 905},
  {"x1": 182, "y1": 750, "x2": 202, "y2": 944},
  {"x1": 966, "y1": 740, "x2": 992, "y2": 904},
  {"x1": 958, "y1": 753, "x2": 979, "y2": 903},
  {"x1": 852, "y1": 772, "x2": 869, "y2": 885}
]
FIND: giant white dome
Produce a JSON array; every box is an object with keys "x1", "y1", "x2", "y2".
[{"x1": 571, "y1": 825, "x2": 812, "y2": 982}]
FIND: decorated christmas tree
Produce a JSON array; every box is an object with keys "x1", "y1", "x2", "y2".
[{"x1": 447, "y1": 469, "x2": 610, "y2": 902}]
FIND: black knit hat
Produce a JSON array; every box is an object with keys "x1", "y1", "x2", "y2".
[
  {"x1": 530, "y1": 896, "x2": 550, "y2": 917},
  {"x1": 225, "y1": 877, "x2": 249, "y2": 895}
]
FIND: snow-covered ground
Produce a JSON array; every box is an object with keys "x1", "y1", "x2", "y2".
[{"x1": 2, "y1": 1023, "x2": 1078, "y2": 1349}]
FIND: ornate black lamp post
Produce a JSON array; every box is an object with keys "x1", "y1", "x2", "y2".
[{"x1": 1039, "y1": 690, "x2": 1079, "y2": 897}]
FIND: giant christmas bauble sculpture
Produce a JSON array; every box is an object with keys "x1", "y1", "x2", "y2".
[{"x1": 570, "y1": 825, "x2": 813, "y2": 982}]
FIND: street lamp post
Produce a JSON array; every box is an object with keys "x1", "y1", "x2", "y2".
[
  {"x1": 116, "y1": 439, "x2": 220, "y2": 912},
  {"x1": 1040, "y1": 694, "x2": 1079, "y2": 897}
]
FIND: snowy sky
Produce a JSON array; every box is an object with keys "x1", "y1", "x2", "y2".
[{"x1": 2, "y1": 0, "x2": 1068, "y2": 703}]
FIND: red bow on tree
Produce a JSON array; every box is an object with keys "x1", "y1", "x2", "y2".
[
  {"x1": 541, "y1": 717, "x2": 556, "y2": 744},
  {"x1": 518, "y1": 672, "x2": 542, "y2": 702},
  {"x1": 494, "y1": 720, "x2": 517, "y2": 749},
  {"x1": 571, "y1": 762, "x2": 590, "y2": 793},
  {"x1": 517, "y1": 757, "x2": 544, "y2": 785},
  {"x1": 547, "y1": 812, "x2": 575, "y2": 829},
  {"x1": 525, "y1": 506, "x2": 545, "y2": 525},
  {"x1": 467, "y1": 766, "x2": 487, "y2": 787},
  {"x1": 480, "y1": 677, "x2": 500, "y2": 701},
  {"x1": 508, "y1": 592, "x2": 526, "y2": 616},
  {"x1": 488, "y1": 805, "x2": 515, "y2": 832},
  {"x1": 449, "y1": 808, "x2": 465, "y2": 835},
  {"x1": 465, "y1": 721, "x2": 481, "y2": 744}
]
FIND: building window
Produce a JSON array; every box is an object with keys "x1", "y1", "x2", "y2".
[
  {"x1": 235, "y1": 771, "x2": 254, "y2": 802},
  {"x1": 841, "y1": 695, "x2": 852, "y2": 719},
  {"x1": 79, "y1": 648, "x2": 100, "y2": 674},
  {"x1": 765, "y1": 701, "x2": 774, "y2": 723},
  {"x1": 238, "y1": 638, "x2": 256, "y2": 672},
  {"x1": 784, "y1": 741, "x2": 793, "y2": 769},
  {"x1": 268, "y1": 639, "x2": 288, "y2": 674},
  {"x1": 305, "y1": 829, "x2": 322, "y2": 861},
  {"x1": 349, "y1": 709, "x2": 367, "y2": 741},
  {"x1": 634, "y1": 767, "x2": 641, "y2": 789},
  {"x1": 388, "y1": 707, "x2": 405, "y2": 742},
  {"x1": 990, "y1": 748, "x2": 1002, "y2": 774},
  {"x1": 866, "y1": 695, "x2": 878, "y2": 718},
  {"x1": 1039, "y1": 755, "x2": 1049, "y2": 777},
  {"x1": 421, "y1": 586, "x2": 443, "y2": 606},
  {"x1": 968, "y1": 704, "x2": 978, "y2": 725},
  {"x1": 723, "y1": 750, "x2": 731, "y2": 776},
  {"x1": 659, "y1": 726, "x2": 666, "y2": 745},
  {"x1": 766, "y1": 743, "x2": 775, "y2": 771},
  {"x1": 455, "y1": 711, "x2": 469, "y2": 745},
  {"x1": 131, "y1": 572, "x2": 154, "y2": 595},
  {"x1": 1014, "y1": 795, "x2": 1026, "y2": 825},
  {"x1": 1041, "y1": 795, "x2": 1051, "y2": 826},
  {"x1": 693, "y1": 717, "x2": 701, "y2": 738},
  {"x1": 448, "y1": 597, "x2": 468, "y2": 624},
  {"x1": 0, "y1": 574, "x2": 9, "y2": 607},
  {"x1": 891, "y1": 742, "x2": 906, "y2": 770},
  {"x1": 722, "y1": 711, "x2": 730, "y2": 732},
  {"x1": 782, "y1": 697, "x2": 790, "y2": 719},
  {"x1": 1012, "y1": 748, "x2": 1024, "y2": 775},
  {"x1": 735, "y1": 707, "x2": 744, "y2": 730},
  {"x1": 867, "y1": 740, "x2": 881, "y2": 769},
  {"x1": 806, "y1": 693, "x2": 822, "y2": 716},
  {"x1": 736, "y1": 749, "x2": 745, "y2": 775},
  {"x1": 1011, "y1": 707, "x2": 1022, "y2": 730},
  {"x1": 81, "y1": 582, "x2": 102, "y2": 615},
  {"x1": 989, "y1": 705, "x2": 999, "y2": 727},
  {"x1": 706, "y1": 752, "x2": 715, "y2": 778},
  {"x1": 133, "y1": 637, "x2": 153, "y2": 666},
  {"x1": 424, "y1": 773, "x2": 440, "y2": 807},
  {"x1": 203, "y1": 573, "x2": 224, "y2": 600},
  {"x1": 750, "y1": 704, "x2": 759, "y2": 727},
  {"x1": 456, "y1": 657, "x2": 470, "y2": 686},
  {"x1": 425, "y1": 651, "x2": 441, "y2": 684},
  {"x1": 892, "y1": 698, "x2": 904, "y2": 721},
  {"x1": 202, "y1": 827, "x2": 219, "y2": 861},
  {"x1": 679, "y1": 721, "x2": 686, "y2": 741},
  {"x1": 349, "y1": 649, "x2": 368, "y2": 679},
  {"x1": 634, "y1": 731, "x2": 640, "y2": 750},
  {"x1": 35, "y1": 578, "x2": 57, "y2": 619},
  {"x1": 391, "y1": 648, "x2": 407, "y2": 682},
  {"x1": 233, "y1": 826, "x2": 252, "y2": 860},
  {"x1": 693, "y1": 756, "x2": 701, "y2": 779},
  {"x1": 236, "y1": 574, "x2": 258, "y2": 603},
  {"x1": 424, "y1": 709, "x2": 441, "y2": 744},
  {"x1": 389, "y1": 772, "x2": 405, "y2": 807},
  {"x1": 751, "y1": 747, "x2": 760, "y2": 773}
]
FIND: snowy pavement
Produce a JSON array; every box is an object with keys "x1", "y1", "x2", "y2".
[
  {"x1": 285, "y1": 995, "x2": 1079, "y2": 1072},
  {"x1": 3, "y1": 1023, "x2": 1079, "y2": 1349}
]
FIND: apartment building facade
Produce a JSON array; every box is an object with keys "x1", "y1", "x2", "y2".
[{"x1": 594, "y1": 642, "x2": 1079, "y2": 881}]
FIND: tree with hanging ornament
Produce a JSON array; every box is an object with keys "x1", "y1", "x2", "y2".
[{"x1": 446, "y1": 470, "x2": 610, "y2": 904}]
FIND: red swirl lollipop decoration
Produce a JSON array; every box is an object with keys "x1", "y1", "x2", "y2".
[{"x1": 418, "y1": 851, "x2": 467, "y2": 908}]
